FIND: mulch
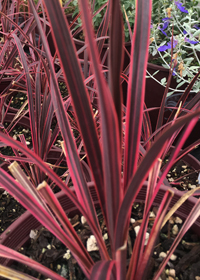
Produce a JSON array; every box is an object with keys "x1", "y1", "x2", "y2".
[{"x1": 0, "y1": 154, "x2": 200, "y2": 279}]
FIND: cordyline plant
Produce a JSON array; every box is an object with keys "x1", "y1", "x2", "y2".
[
  {"x1": 0, "y1": 0, "x2": 74, "y2": 186},
  {"x1": 0, "y1": 0, "x2": 200, "y2": 279}
]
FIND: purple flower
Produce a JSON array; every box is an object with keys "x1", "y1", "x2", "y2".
[
  {"x1": 158, "y1": 27, "x2": 168, "y2": 37},
  {"x1": 184, "y1": 37, "x2": 199, "y2": 44},
  {"x1": 193, "y1": 24, "x2": 200, "y2": 30},
  {"x1": 172, "y1": 68, "x2": 176, "y2": 76},
  {"x1": 175, "y1": 1, "x2": 188, "y2": 13},
  {"x1": 183, "y1": 29, "x2": 187, "y2": 35},
  {"x1": 158, "y1": 18, "x2": 171, "y2": 37},
  {"x1": 158, "y1": 40, "x2": 178, "y2": 52},
  {"x1": 158, "y1": 42, "x2": 172, "y2": 51}
]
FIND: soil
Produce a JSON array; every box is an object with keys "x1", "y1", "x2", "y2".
[
  {"x1": 0, "y1": 190, "x2": 25, "y2": 234},
  {"x1": 0, "y1": 148, "x2": 200, "y2": 280},
  {"x1": 6, "y1": 203, "x2": 200, "y2": 280},
  {"x1": 1, "y1": 154, "x2": 200, "y2": 279},
  {"x1": 1, "y1": 83, "x2": 200, "y2": 279}
]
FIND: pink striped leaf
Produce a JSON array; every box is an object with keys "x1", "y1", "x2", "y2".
[
  {"x1": 90, "y1": 260, "x2": 116, "y2": 280},
  {"x1": 0, "y1": 245, "x2": 64, "y2": 280},
  {"x1": 109, "y1": 0, "x2": 124, "y2": 139},
  {"x1": 29, "y1": 0, "x2": 103, "y2": 232},
  {"x1": 0, "y1": 131, "x2": 108, "y2": 260},
  {"x1": 79, "y1": 0, "x2": 121, "y2": 247},
  {"x1": 0, "y1": 168, "x2": 93, "y2": 276},
  {"x1": 153, "y1": 198, "x2": 200, "y2": 280},
  {"x1": 115, "y1": 109, "x2": 200, "y2": 249},
  {"x1": 123, "y1": 0, "x2": 152, "y2": 189}
]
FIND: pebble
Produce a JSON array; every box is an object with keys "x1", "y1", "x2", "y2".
[
  {"x1": 170, "y1": 254, "x2": 177, "y2": 261},
  {"x1": 63, "y1": 249, "x2": 71, "y2": 260},
  {"x1": 198, "y1": 173, "x2": 200, "y2": 184},
  {"x1": 60, "y1": 265, "x2": 68, "y2": 277},
  {"x1": 189, "y1": 185, "x2": 197, "y2": 189},
  {"x1": 172, "y1": 224, "x2": 179, "y2": 235},
  {"x1": 57, "y1": 264, "x2": 61, "y2": 270},
  {"x1": 103, "y1": 233, "x2": 108, "y2": 240},
  {"x1": 134, "y1": 226, "x2": 149, "y2": 245},
  {"x1": 175, "y1": 217, "x2": 182, "y2": 224},
  {"x1": 168, "y1": 178, "x2": 174, "y2": 182},
  {"x1": 87, "y1": 235, "x2": 99, "y2": 252},
  {"x1": 29, "y1": 229, "x2": 38, "y2": 240},
  {"x1": 145, "y1": 232, "x2": 150, "y2": 245},
  {"x1": 134, "y1": 225, "x2": 140, "y2": 235},
  {"x1": 169, "y1": 268, "x2": 176, "y2": 277},
  {"x1": 81, "y1": 216, "x2": 87, "y2": 224},
  {"x1": 130, "y1": 218, "x2": 136, "y2": 223},
  {"x1": 159, "y1": 252, "x2": 167, "y2": 259},
  {"x1": 169, "y1": 218, "x2": 174, "y2": 224},
  {"x1": 149, "y1": 211, "x2": 155, "y2": 218}
]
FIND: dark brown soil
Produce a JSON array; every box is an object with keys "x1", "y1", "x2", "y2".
[
  {"x1": 0, "y1": 189, "x2": 25, "y2": 234},
  {"x1": 0, "y1": 154, "x2": 200, "y2": 279},
  {"x1": 6, "y1": 202, "x2": 200, "y2": 280}
]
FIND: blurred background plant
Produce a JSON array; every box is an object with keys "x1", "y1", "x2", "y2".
[
  {"x1": 68, "y1": 0, "x2": 200, "y2": 97},
  {"x1": 70, "y1": 0, "x2": 135, "y2": 42},
  {"x1": 149, "y1": 0, "x2": 200, "y2": 94}
]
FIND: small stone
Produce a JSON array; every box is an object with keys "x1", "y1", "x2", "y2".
[
  {"x1": 182, "y1": 165, "x2": 187, "y2": 169},
  {"x1": 103, "y1": 233, "x2": 108, "y2": 240},
  {"x1": 175, "y1": 217, "x2": 182, "y2": 224},
  {"x1": 195, "y1": 277, "x2": 200, "y2": 280},
  {"x1": 168, "y1": 178, "x2": 174, "y2": 182},
  {"x1": 198, "y1": 173, "x2": 200, "y2": 184},
  {"x1": 81, "y1": 216, "x2": 87, "y2": 224},
  {"x1": 57, "y1": 264, "x2": 61, "y2": 270},
  {"x1": 172, "y1": 224, "x2": 179, "y2": 235},
  {"x1": 87, "y1": 235, "x2": 99, "y2": 252},
  {"x1": 130, "y1": 218, "x2": 136, "y2": 223},
  {"x1": 169, "y1": 218, "x2": 174, "y2": 224},
  {"x1": 26, "y1": 141, "x2": 30, "y2": 145},
  {"x1": 149, "y1": 211, "x2": 155, "y2": 218},
  {"x1": 47, "y1": 244, "x2": 51, "y2": 249},
  {"x1": 170, "y1": 254, "x2": 177, "y2": 261},
  {"x1": 168, "y1": 268, "x2": 176, "y2": 277},
  {"x1": 159, "y1": 252, "x2": 167, "y2": 259},
  {"x1": 190, "y1": 185, "x2": 197, "y2": 189},
  {"x1": 60, "y1": 265, "x2": 68, "y2": 277},
  {"x1": 134, "y1": 225, "x2": 140, "y2": 235},
  {"x1": 63, "y1": 249, "x2": 71, "y2": 260},
  {"x1": 29, "y1": 229, "x2": 38, "y2": 240},
  {"x1": 144, "y1": 232, "x2": 150, "y2": 245}
]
